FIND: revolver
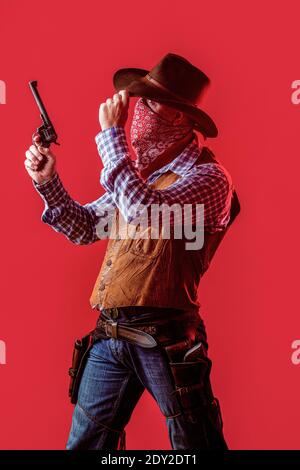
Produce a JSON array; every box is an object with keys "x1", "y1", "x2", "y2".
[{"x1": 29, "y1": 80, "x2": 59, "y2": 171}]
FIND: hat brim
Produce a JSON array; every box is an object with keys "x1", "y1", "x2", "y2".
[{"x1": 113, "y1": 68, "x2": 218, "y2": 138}]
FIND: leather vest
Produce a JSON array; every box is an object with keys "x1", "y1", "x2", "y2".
[{"x1": 89, "y1": 148, "x2": 240, "y2": 311}]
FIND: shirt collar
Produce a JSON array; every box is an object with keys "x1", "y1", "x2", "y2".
[{"x1": 146, "y1": 133, "x2": 203, "y2": 183}]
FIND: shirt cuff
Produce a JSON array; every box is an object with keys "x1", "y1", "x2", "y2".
[
  {"x1": 95, "y1": 126, "x2": 129, "y2": 166},
  {"x1": 32, "y1": 172, "x2": 70, "y2": 208}
]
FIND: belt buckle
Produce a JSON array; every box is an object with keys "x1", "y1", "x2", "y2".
[{"x1": 105, "y1": 320, "x2": 118, "y2": 339}]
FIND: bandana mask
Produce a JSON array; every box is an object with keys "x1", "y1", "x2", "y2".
[{"x1": 130, "y1": 98, "x2": 193, "y2": 173}]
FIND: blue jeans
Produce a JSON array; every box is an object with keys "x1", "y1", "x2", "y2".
[{"x1": 66, "y1": 310, "x2": 227, "y2": 450}]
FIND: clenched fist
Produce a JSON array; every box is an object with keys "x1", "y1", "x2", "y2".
[
  {"x1": 99, "y1": 89, "x2": 129, "y2": 131},
  {"x1": 24, "y1": 136, "x2": 56, "y2": 185}
]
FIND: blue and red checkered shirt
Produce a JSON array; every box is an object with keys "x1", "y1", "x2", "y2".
[{"x1": 33, "y1": 127, "x2": 233, "y2": 245}]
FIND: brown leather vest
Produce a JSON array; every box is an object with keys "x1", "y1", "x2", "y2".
[{"x1": 89, "y1": 148, "x2": 240, "y2": 311}]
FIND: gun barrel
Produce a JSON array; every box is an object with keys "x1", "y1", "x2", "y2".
[{"x1": 29, "y1": 80, "x2": 52, "y2": 126}]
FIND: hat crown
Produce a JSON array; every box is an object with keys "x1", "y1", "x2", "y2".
[{"x1": 149, "y1": 53, "x2": 210, "y2": 104}]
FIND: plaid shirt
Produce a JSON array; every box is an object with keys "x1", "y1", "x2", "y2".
[{"x1": 33, "y1": 127, "x2": 233, "y2": 245}]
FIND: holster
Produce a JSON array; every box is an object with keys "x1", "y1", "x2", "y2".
[
  {"x1": 163, "y1": 339, "x2": 228, "y2": 450},
  {"x1": 68, "y1": 331, "x2": 94, "y2": 405}
]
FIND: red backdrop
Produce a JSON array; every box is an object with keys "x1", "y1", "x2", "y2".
[{"x1": 0, "y1": 0, "x2": 300, "y2": 450}]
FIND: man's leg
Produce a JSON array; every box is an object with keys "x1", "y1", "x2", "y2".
[
  {"x1": 66, "y1": 338, "x2": 145, "y2": 450},
  {"x1": 126, "y1": 340, "x2": 228, "y2": 450}
]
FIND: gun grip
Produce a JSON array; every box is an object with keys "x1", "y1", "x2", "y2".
[
  {"x1": 32, "y1": 131, "x2": 50, "y2": 148},
  {"x1": 31, "y1": 132, "x2": 49, "y2": 171}
]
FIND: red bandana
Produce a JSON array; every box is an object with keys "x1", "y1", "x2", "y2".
[{"x1": 130, "y1": 98, "x2": 193, "y2": 173}]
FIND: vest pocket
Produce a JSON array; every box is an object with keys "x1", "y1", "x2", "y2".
[{"x1": 129, "y1": 236, "x2": 165, "y2": 259}]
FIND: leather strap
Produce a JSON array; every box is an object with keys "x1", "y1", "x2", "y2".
[
  {"x1": 100, "y1": 306, "x2": 184, "y2": 318},
  {"x1": 99, "y1": 318, "x2": 158, "y2": 348},
  {"x1": 95, "y1": 312, "x2": 204, "y2": 349}
]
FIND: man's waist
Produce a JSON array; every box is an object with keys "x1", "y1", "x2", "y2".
[
  {"x1": 99, "y1": 305, "x2": 187, "y2": 321},
  {"x1": 93, "y1": 305, "x2": 206, "y2": 349}
]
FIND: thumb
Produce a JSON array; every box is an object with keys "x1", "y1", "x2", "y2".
[
  {"x1": 33, "y1": 135, "x2": 50, "y2": 155},
  {"x1": 37, "y1": 143, "x2": 51, "y2": 156},
  {"x1": 119, "y1": 89, "x2": 129, "y2": 109}
]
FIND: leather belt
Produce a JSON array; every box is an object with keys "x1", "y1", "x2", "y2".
[
  {"x1": 99, "y1": 306, "x2": 184, "y2": 319},
  {"x1": 97, "y1": 317, "x2": 158, "y2": 348},
  {"x1": 94, "y1": 311, "x2": 202, "y2": 349}
]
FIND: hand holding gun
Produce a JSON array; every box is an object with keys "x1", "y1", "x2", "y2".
[{"x1": 25, "y1": 81, "x2": 59, "y2": 184}]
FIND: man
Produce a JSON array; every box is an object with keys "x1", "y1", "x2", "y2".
[{"x1": 24, "y1": 53, "x2": 240, "y2": 450}]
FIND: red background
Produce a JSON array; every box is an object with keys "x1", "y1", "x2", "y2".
[{"x1": 0, "y1": 0, "x2": 300, "y2": 450}]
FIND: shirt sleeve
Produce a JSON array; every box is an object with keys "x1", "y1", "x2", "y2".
[
  {"x1": 95, "y1": 127, "x2": 231, "y2": 231},
  {"x1": 33, "y1": 172, "x2": 116, "y2": 245}
]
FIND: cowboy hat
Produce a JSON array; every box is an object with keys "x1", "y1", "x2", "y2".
[{"x1": 113, "y1": 53, "x2": 218, "y2": 138}]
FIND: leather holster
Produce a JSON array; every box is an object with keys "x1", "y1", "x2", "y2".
[
  {"x1": 68, "y1": 332, "x2": 94, "y2": 404},
  {"x1": 163, "y1": 338, "x2": 228, "y2": 450}
]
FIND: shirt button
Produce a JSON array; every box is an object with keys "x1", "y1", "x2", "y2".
[
  {"x1": 115, "y1": 234, "x2": 121, "y2": 241},
  {"x1": 99, "y1": 283, "x2": 105, "y2": 291},
  {"x1": 106, "y1": 259, "x2": 112, "y2": 266}
]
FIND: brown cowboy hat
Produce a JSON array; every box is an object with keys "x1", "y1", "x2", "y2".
[{"x1": 113, "y1": 53, "x2": 218, "y2": 138}]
